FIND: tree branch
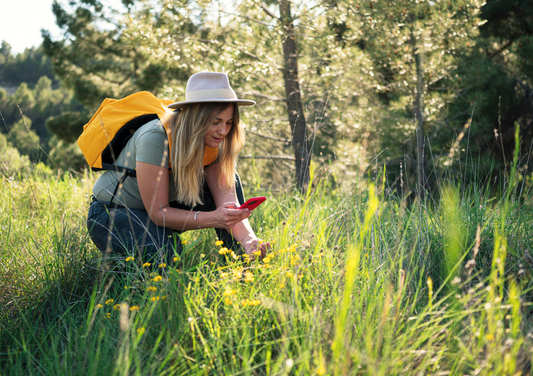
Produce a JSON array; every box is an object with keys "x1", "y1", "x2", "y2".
[
  {"x1": 488, "y1": 40, "x2": 513, "y2": 59},
  {"x1": 247, "y1": 129, "x2": 291, "y2": 143},
  {"x1": 237, "y1": 90, "x2": 285, "y2": 102},
  {"x1": 257, "y1": 2, "x2": 279, "y2": 20},
  {"x1": 217, "y1": 9, "x2": 272, "y2": 27},
  {"x1": 240, "y1": 155, "x2": 295, "y2": 161}
]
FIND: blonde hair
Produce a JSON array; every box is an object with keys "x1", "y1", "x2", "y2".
[{"x1": 164, "y1": 103, "x2": 244, "y2": 206}]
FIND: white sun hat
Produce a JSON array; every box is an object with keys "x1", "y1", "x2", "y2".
[{"x1": 168, "y1": 72, "x2": 255, "y2": 109}]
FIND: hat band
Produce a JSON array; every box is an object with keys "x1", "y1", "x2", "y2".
[{"x1": 185, "y1": 88, "x2": 237, "y2": 102}]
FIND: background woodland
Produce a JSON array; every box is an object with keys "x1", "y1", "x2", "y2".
[{"x1": 1, "y1": 0, "x2": 533, "y2": 194}]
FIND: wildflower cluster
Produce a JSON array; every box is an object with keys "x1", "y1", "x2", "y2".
[
  {"x1": 223, "y1": 293, "x2": 261, "y2": 307},
  {"x1": 243, "y1": 271, "x2": 254, "y2": 283},
  {"x1": 223, "y1": 287, "x2": 237, "y2": 297},
  {"x1": 241, "y1": 299, "x2": 261, "y2": 307},
  {"x1": 218, "y1": 247, "x2": 231, "y2": 255},
  {"x1": 218, "y1": 246, "x2": 240, "y2": 261}
]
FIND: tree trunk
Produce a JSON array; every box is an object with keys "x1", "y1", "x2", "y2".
[
  {"x1": 412, "y1": 31, "x2": 426, "y2": 200},
  {"x1": 279, "y1": 0, "x2": 310, "y2": 191}
]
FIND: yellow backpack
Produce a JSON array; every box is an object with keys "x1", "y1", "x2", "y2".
[
  {"x1": 78, "y1": 91, "x2": 174, "y2": 172},
  {"x1": 78, "y1": 91, "x2": 218, "y2": 172}
]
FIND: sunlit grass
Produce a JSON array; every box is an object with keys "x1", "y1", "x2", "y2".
[{"x1": 1, "y1": 160, "x2": 533, "y2": 375}]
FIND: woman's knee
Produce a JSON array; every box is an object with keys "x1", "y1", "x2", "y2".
[{"x1": 87, "y1": 202, "x2": 181, "y2": 260}]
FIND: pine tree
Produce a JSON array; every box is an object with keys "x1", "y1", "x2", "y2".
[{"x1": 339, "y1": 0, "x2": 484, "y2": 196}]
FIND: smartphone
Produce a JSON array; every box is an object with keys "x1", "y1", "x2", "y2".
[{"x1": 238, "y1": 196, "x2": 266, "y2": 211}]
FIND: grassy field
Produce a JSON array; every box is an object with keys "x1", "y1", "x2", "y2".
[{"x1": 1, "y1": 158, "x2": 533, "y2": 375}]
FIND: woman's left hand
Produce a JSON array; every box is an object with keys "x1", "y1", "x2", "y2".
[{"x1": 243, "y1": 238, "x2": 271, "y2": 258}]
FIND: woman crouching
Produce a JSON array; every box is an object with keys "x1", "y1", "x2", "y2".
[{"x1": 87, "y1": 72, "x2": 270, "y2": 263}]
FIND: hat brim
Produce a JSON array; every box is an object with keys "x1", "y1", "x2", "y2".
[{"x1": 168, "y1": 98, "x2": 256, "y2": 109}]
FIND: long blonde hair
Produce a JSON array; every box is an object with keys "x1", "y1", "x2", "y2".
[{"x1": 164, "y1": 102, "x2": 244, "y2": 206}]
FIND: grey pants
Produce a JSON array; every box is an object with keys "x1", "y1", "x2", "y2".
[{"x1": 86, "y1": 175, "x2": 245, "y2": 263}]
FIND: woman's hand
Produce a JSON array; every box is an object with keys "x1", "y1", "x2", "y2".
[
  {"x1": 211, "y1": 202, "x2": 251, "y2": 230},
  {"x1": 243, "y1": 238, "x2": 271, "y2": 258}
]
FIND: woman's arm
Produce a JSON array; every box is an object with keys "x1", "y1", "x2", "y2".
[
  {"x1": 204, "y1": 163, "x2": 270, "y2": 255},
  {"x1": 137, "y1": 161, "x2": 251, "y2": 232}
]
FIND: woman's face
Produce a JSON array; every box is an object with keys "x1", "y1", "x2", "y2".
[{"x1": 203, "y1": 105, "x2": 234, "y2": 148}]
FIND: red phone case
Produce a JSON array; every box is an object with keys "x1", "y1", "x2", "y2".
[{"x1": 238, "y1": 196, "x2": 266, "y2": 210}]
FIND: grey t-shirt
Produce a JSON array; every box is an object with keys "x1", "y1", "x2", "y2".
[{"x1": 93, "y1": 119, "x2": 175, "y2": 209}]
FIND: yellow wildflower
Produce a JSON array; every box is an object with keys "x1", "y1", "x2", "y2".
[
  {"x1": 317, "y1": 366, "x2": 326, "y2": 375},
  {"x1": 485, "y1": 334, "x2": 494, "y2": 341},
  {"x1": 137, "y1": 327, "x2": 145, "y2": 335},
  {"x1": 215, "y1": 240, "x2": 224, "y2": 246},
  {"x1": 286, "y1": 271, "x2": 294, "y2": 279},
  {"x1": 147, "y1": 286, "x2": 157, "y2": 292},
  {"x1": 244, "y1": 271, "x2": 254, "y2": 283},
  {"x1": 142, "y1": 262, "x2": 151, "y2": 267},
  {"x1": 152, "y1": 275, "x2": 163, "y2": 282},
  {"x1": 95, "y1": 304, "x2": 103, "y2": 309},
  {"x1": 130, "y1": 306, "x2": 140, "y2": 311},
  {"x1": 232, "y1": 269, "x2": 243, "y2": 280},
  {"x1": 253, "y1": 250, "x2": 261, "y2": 257},
  {"x1": 113, "y1": 304, "x2": 121, "y2": 311},
  {"x1": 224, "y1": 297, "x2": 233, "y2": 305},
  {"x1": 223, "y1": 288, "x2": 237, "y2": 297},
  {"x1": 105, "y1": 312, "x2": 111, "y2": 319},
  {"x1": 263, "y1": 257, "x2": 271, "y2": 264},
  {"x1": 105, "y1": 299, "x2": 114, "y2": 305},
  {"x1": 173, "y1": 256, "x2": 180, "y2": 263},
  {"x1": 151, "y1": 296, "x2": 160, "y2": 302},
  {"x1": 161, "y1": 295, "x2": 167, "y2": 300},
  {"x1": 181, "y1": 240, "x2": 188, "y2": 245},
  {"x1": 220, "y1": 272, "x2": 229, "y2": 278},
  {"x1": 125, "y1": 256, "x2": 135, "y2": 262},
  {"x1": 158, "y1": 263, "x2": 166, "y2": 268}
]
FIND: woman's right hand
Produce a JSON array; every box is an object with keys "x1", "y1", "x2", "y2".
[{"x1": 210, "y1": 202, "x2": 251, "y2": 230}]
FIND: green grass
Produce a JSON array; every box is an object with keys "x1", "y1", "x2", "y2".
[{"x1": 1, "y1": 162, "x2": 533, "y2": 375}]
